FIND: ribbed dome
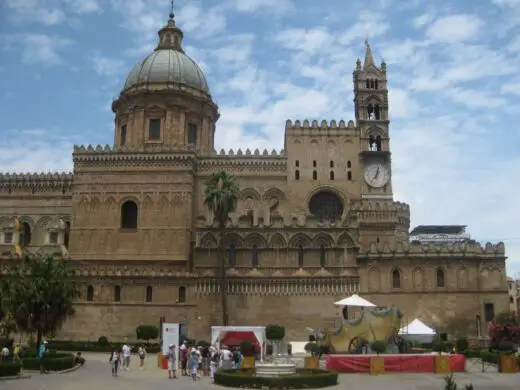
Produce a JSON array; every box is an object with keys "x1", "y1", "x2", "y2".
[{"x1": 122, "y1": 50, "x2": 209, "y2": 94}]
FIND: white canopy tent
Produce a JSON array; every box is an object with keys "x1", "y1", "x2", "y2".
[
  {"x1": 211, "y1": 326, "x2": 266, "y2": 361},
  {"x1": 399, "y1": 319, "x2": 436, "y2": 343},
  {"x1": 334, "y1": 294, "x2": 376, "y2": 307}
]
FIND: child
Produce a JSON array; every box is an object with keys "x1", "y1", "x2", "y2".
[{"x1": 189, "y1": 350, "x2": 199, "y2": 381}]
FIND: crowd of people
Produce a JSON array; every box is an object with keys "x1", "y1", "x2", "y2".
[{"x1": 108, "y1": 344, "x2": 148, "y2": 376}]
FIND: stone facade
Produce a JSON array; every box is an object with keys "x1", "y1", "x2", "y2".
[{"x1": 0, "y1": 16, "x2": 509, "y2": 342}]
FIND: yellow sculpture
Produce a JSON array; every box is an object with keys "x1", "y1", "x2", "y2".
[{"x1": 325, "y1": 305, "x2": 403, "y2": 353}]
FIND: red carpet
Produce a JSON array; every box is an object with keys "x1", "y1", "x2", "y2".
[{"x1": 325, "y1": 354, "x2": 465, "y2": 373}]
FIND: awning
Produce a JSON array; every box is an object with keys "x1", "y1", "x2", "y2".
[{"x1": 334, "y1": 294, "x2": 376, "y2": 307}]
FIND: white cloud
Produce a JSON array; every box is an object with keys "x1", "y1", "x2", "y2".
[
  {"x1": 7, "y1": 34, "x2": 73, "y2": 65},
  {"x1": 63, "y1": 0, "x2": 102, "y2": 14},
  {"x1": 501, "y1": 82, "x2": 520, "y2": 95},
  {"x1": 91, "y1": 55, "x2": 125, "y2": 77},
  {"x1": 233, "y1": 0, "x2": 294, "y2": 13},
  {"x1": 412, "y1": 13, "x2": 435, "y2": 29},
  {"x1": 5, "y1": 0, "x2": 66, "y2": 25},
  {"x1": 339, "y1": 12, "x2": 390, "y2": 44},
  {"x1": 273, "y1": 28, "x2": 332, "y2": 53},
  {"x1": 426, "y1": 14, "x2": 483, "y2": 43}
]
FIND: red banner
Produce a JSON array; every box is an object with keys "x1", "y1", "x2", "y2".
[{"x1": 325, "y1": 354, "x2": 465, "y2": 373}]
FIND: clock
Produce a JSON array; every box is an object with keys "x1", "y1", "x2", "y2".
[{"x1": 364, "y1": 163, "x2": 390, "y2": 188}]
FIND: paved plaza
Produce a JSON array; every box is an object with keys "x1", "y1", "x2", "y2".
[{"x1": 1, "y1": 353, "x2": 519, "y2": 390}]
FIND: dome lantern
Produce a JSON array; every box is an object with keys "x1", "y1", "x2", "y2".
[{"x1": 155, "y1": 10, "x2": 184, "y2": 53}]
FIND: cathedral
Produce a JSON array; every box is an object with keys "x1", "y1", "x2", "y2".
[{"x1": 0, "y1": 12, "x2": 509, "y2": 341}]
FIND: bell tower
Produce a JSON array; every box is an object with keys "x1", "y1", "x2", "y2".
[{"x1": 354, "y1": 40, "x2": 393, "y2": 200}]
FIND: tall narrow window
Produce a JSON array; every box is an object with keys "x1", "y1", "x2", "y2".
[
  {"x1": 49, "y1": 231, "x2": 58, "y2": 244},
  {"x1": 295, "y1": 160, "x2": 299, "y2": 167},
  {"x1": 20, "y1": 222, "x2": 31, "y2": 247},
  {"x1": 178, "y1": 286, "x2": 186, "y2": 303},
  {"x1": 121, "y1": 201, "x2": 138, "y2": 229},
  {"x1": 228, "y1": 244, "x2": 236, "y2": 266},
  {"x1": 319, "y1": 245, "x2": 326, "y2": 267},
  {"x1": 436, "y1": 269, "x2": 445, "y2": 288},
  {"x1": 120, "y1": 124, "x2": 127, "y2": 146},
  {"x1": 329, "y1": 171, "x2": 334, "y2": 180},
  {"x1": 392, "y1": 269, "x2": 401, "y2": 289},
  {"x1": 4, "y1": 232, "x2": 13, "y2": 244},
  {"x1": 148, "y1": 118, "x2": 161, "y2": 140},
  {"x1": 252, "y1": 245, "x2": 259, "y2": 267},
  {"x1": 188, "y1": 123, "x2": 197, "y2": 145},
  {"x1": 146, "y1": 286, "x2": 153, "y2": 302},
  {"x1": 347, "y1": 171, "x2": 352, "y2": 181},
  {"x1": 312, "y1": 170, "x2": 317, "y2": 180},
  {"x1": 114, "y1": 285, "x2": 121, "y2": 302},
  {"x1": 298, "y1": 245, "x2": 304, "y2": 268},
  {"x1": 87, "y1": 285, "x2": 94, "y2": 301},
  {"x1": 313, "y1": 160, "x2": 317, "y2": 167},
  {"x1": 347, "y1": 161, "x2": 351, "y2": 169},
  {"x1": 484, "y1": 303, "x2": 495, "y2": 322},
  {"x1": 365, "y1": 80, "x2": 369, "y2": 88},
  {"x1": 64, "y1": 221, "x2": 70, "y2": 248},
  {"x1": 329, "y1": 161, "x2": 334, "y2": 168},
  {"x1": 295, "y1": 170, "x2": 300, "y2": 180},
  {"x1": 375, "y1": 80, "x2": 378, "y2": 89}
]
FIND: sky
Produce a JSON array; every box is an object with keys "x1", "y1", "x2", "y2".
[{"x1": 0, "y1": 0, "x2": 519, "y2": 276}]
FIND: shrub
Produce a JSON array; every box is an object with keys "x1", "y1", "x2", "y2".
[
  {"x1": 0, "y1": 338, "x2": 14, "y2": 349},
  {"x1": 97, "y1": 336, "x2": 109, "y2": 346},
  {"x1": 25, "y1": 340, "x2": 161, "y2": 353},
  {"x1": 498, "y1": 342, "x2": 514, "y2": 352},
  {"x1": 214, "y1": 368, "x2": 338, "y2": 389},
  {"x1": 240, "y1": 341, "x2": 254, "y2": 357},
  {"x1": 22, "y1": 352, "x2": 75, "y2": 371},
  {"x1": 455, "y1": 338, "x2": 469, "y2": 352},
  {"x1": 432, "y1": 340, "x2": 446, "y2": 354},
  {"x1": 265, "y1": 325, "x2": 285, "y2": 341},
  {"x1": 136, "y1": 325, "x2": 159, "y2": 342},
  {"x1": 304, "y1": 342, "x2": 318, "y2": 356},
  {"x1": 0, "y1": 362, "x2": 21, "y2": 377}
]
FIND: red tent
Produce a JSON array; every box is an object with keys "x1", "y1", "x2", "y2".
[{"x1": 221, "y1": 331, "x2": 259, "y2": 347}]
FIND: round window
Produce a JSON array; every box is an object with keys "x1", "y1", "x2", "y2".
[{"x1": 308, "y1": 192, "x2": 343, "y2": 221}]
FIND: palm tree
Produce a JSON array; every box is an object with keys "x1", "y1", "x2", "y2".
[{"x1": 204, "y1": 171, "x2": 240, "y2": 326}]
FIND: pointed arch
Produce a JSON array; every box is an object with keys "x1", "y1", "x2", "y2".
[
  {"x1": 105, "y1": 196, "x2": 117, "y2": 211},
  {"x1": 146, "y1": 285, "x2": 153, "y2": 302},
  {"x1": 200, "y1": 232, "x2": 218, "y2": 248},
  {"x1": 121, "y1": 200, "x2": 138, "y2": 229},
  {"x1": 244, "y1": 233, "x2": 267, "y2": 248},
  {"x1": 337, "y1": 232, "x2": 356, "y2": 248},
  {"x1": 239, "y1": 188, "x2": 261, "y2": 201},
  {"x1": 268, "y1": 233, "x2": 287, "y2": 248},
  {"x1": 312, "y1": 232, "x2": 334, "y2": 248},
  {"x1": 223, "y1": 233, "x2": 244, "y2": 247},
  {"x1": 368, "y1": 268, "x2": 380, "y2": 291},
  {"x1": 391, "y1": 268, "x2": 401, "y2": 289},
  {"x1": 436, "y1": 267, "x2": 446, "y2": 288},
  {"x1": 288, "y1": 233, "x2": 312, "y2": 248},
  {"x1": 142, "y1": 195, "x2": 154, "y2": 210},
  {"x1": 86, "y1": 285, "x2": 94, "y2": 301},
  {"x1": 263, "y1": 188, "x2": 287, "y2": 201},
  {"x1": 412, "y1": 266, "x2": 425, "y2": 290},
  {"x1": 457, "y1": 266, "x2": 468, "y2": 289}
]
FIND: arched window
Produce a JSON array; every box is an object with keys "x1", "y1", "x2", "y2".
[
  {"x1": 178, "y1": 286, "x2": 186, "y2": 303},
  {"x1": 298, "y1": 245, "x2": 304, "y2": 268},
  {"x1": 121, "y1": 200, "x2": 138, "y2": 229},
  {"x1": 329, "y1": 171, "x2": 334, "y2": 180},
  {"x1": 114, "y1": 285, "x2": 121, "y2": 302},
  {"x1": 87, "y1": 285, "x2": 94, "y2": 301},
  {"x1": 313, "y1": 160, "x2": 317, "y2": 167},
  {"x1": 347, "y1": 161, "x2": 351, "y2": 169},
  {"x1": 347, "y1": 171, "x2": 352, "y2": 181},
  {"x1": 312, "y1": 170, "x2": 317, "y2": 180},
  {"x1": 392, "y1": 269, "x2": 401, "y2": 289},
  {"x1": 252, "y1": 245, "x2": 259, "y2": 267},
  {"x1": 20, "y1": 222, "x2": 32, "y2": 247},
  {"x1": 319, "y1": 245, "x2": 326, "y2": 267},
  {"x1": 375, "y1": 136, "x2": 382, "y2": 151},
  {"x1": 436, "y1": 269, "x2": 445, "y2": 288},
  {"x1": 295, "y1": 170, "x2": 300, "y2": 180},
  {"x1": 228, "y1": 244, "x2": 236, "y2": 266},
  {"x1": 295, "y1": 160, "x2": 299, "y2": 167},
  {"x1": 329, "y1": 161, "x2": 334, "y2": 168},
  {"x1": 308, "y1": 192, "x2": 343, "y2": 221},
  {"x1": 146, "y1": 286, "x2": 153, "y2": 302}
]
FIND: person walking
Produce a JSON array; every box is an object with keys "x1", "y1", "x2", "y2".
[
  {"x1": 38, "y1": 341, "x2": 48, "y2": 374},
  {"x1": 189, "y1": 349, "x2": 199, "y2": 381},
  {"x1": 121, "y1": 344, "x2": 131, "y2": 370},
  {"x1": 109, "y1": 349, "x2": 121, "y2": 376},
  {"x1": 138, "y1": 345, "x2": 146, "y2": 369},
  {"x1": 166, "y1": 344, "x2": 177, "y2": 379},
  {"x1": 209, "y1": 346, "x2": 219, "y2": 378},
  {"x1": 180, "y1": 342, "x2": 188, "y2": 376}
]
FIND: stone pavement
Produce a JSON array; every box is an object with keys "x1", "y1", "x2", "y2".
[{"x1": 1, "y1": 353, "x2": 519, "y2": 390}]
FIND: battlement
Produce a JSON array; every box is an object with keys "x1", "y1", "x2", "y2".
[
  {"x1": 212, "y1": 148, "x2": 284, "y2": 157},
  {"x1": 285, "y1": 119, "x2": 356, "y2": 132},
  {"x1": 0, "y1": 172, "x2": 73, "y2": 193},
  {"x1": 352, "y1": 200, "x2": 410, "y2": 213},
  {"x1": 359, "y1": 240, "x2": 505, "y2": 258}
]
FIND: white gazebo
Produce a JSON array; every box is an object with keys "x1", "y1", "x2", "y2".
[
  {"x1": 211, "y1": 326, "x2": 266, "y2": 361},
  {"x1": 334, "y1": 294, "x2": 376, "y2": 307},
  {"x1": 399, "y1": 319, "x2": 436, "y2": 343}
]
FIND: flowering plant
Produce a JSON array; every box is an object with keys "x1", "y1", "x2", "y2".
[{"x1": 488, "y1": 322, "x2": 520, "y2": 347}]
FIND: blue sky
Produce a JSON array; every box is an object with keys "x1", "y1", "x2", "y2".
[{"x1": 1, "y1": 0, "x2": 520, "y2": 275}]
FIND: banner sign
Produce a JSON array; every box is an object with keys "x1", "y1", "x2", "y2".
[{"x1": 162, "y1": 323, "x2": 180, "y2": 355}]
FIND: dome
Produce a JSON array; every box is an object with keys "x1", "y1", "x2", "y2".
[
  {"x1": 120, "y1": 12, "x2": 210, "y2": 97},
  {"x1": 122, "y1": 50, "x2": 209, "y2": 94}
]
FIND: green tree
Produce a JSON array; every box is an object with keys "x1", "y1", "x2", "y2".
[
  {"x1": 0, "y1": 255, "x2": 80, "y2": 352},
  {"x1": 203, "y1": 171, "x2": 239, "y2": 326},
  {"x1": 136, "y1": 325, "x2": 159, "y2": 343}
]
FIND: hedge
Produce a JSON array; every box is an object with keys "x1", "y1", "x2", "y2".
[
  {"x1": 214, "y1": 368, "x2": 338, "y2": 389},
  {"x1": 22, "y1": 353, "x2": 76, "y2": 371},
  {"x1": 33, "y1": 340, "x2": 161, "y2": 353},
  {"x1": 0, "y1": 362, "x2": 21, "y2": 377}
]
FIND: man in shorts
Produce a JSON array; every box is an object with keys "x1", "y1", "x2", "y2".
[{"x1": 167, "y1": 344, "x2": 177, "y2": 379}]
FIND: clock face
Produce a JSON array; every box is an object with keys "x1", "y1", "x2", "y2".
[{"x1": 364, "y1": 163, "x2": 390, "y2": 188}]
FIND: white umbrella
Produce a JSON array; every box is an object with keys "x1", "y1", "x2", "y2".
[{"x1": 334, "y1": 294, "x2": 376, "y2": 307}]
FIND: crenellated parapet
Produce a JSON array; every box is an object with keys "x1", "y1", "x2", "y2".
[
  {"x1": 351, "y1": 200, "x2": 410, "y2": 224},
  {"x1": 212, "y1": 148, "x2": 284, "y2": 157},
  {"x1": 0, "y1": 172, "x2": 73, "y2": 194},
  {"x1": 358, "y1": 240, "x2": 506, "y2": 259},
  {"x1": 198, "y1": 149, "x2": 286, "y2": 174},
  {"x1": 285, "y1": 119, "x2": 356, "y2": 135},
  {"x1": 73, "y1": 144, "x2": 196, "y2": 168}
]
